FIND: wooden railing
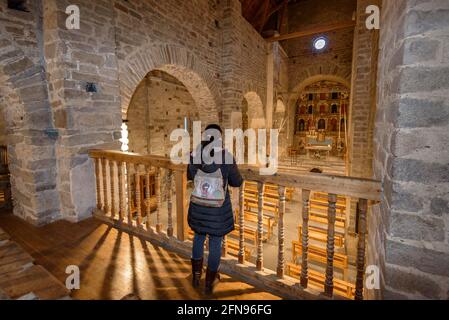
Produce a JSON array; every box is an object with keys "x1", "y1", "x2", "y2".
[{"x1": 89, "y1": 149, "x2": 382, "y2": 300}]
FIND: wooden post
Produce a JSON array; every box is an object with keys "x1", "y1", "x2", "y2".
[
  {"x1": 135, "y1": 165, "x2": 142, "y2": 227},
  {"x1": 324, "y1": 193, "x2": 337, "y2": 297},
  {"x1": 119, "y1": 162, "x2": 126, "y2": 222},
  {"x1": 103, "y1": 158, "x2": 110, "y2": 216},
  {"x1": 175, "y1": 170, "x2": 187, "y2": 241},
  {"x1": 155, "y1": 167, "x2": 162, "y2": 233},
  {"x1": 145, "y1": 166, "x2": 152, "y2": 230},
  {"x1": 238, "y1": 183, "x2": 245, "y2": 264},
  {"x1": 300, "y1": 189, "x2": 311, "y2": 288},
  {"x1": 355, "y1": 198, "x2": 368, "y2": 300},
  {"x1": 126, "y1": 162, "x2": 134, "y2": 226},
  {"x1": 256, "y1": 181, "x2": 264, "y2": 271},
  {"x1": 95, "y1": 158, "x2": 104, "y2": 211},
  {"x1": 167, "y1": 170, "x2": 174, "y2": 237},
  {"x1": 222, "y1": 235, "x2": 227, "y2": 257},
  {"x1": 277, "y1": 186, "x2": 286, "y2": 278},
  {"x1": 110, "y1": 161, "x2": 118, "y2": 219}
]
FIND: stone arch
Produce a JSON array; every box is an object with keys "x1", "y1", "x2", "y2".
[
  {"x1": 126, "y1": 69, "x2": 202, "y2": 155},
  {"x1": 289, "y1": 63, "x2": 351, "y2": 94},
  {"x1": 119, "y1": 44, "x2": 219, "y2": 124},
  {"x1": 242, "y1": 92, "x2": 266, "y2": 129},
  {"x1": 275, "y1": 98, "x2": 286, "y2": 113}
]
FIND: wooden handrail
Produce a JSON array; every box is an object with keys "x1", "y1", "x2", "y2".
[
  {"x1": 239, "y1": 165, "x2": 381, "y2": 201},
  {"x1": 89, "y1": 149, "x2": 187, "y2": 171}
]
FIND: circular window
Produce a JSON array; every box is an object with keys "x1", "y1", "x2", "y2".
[{"x1": 313, "y1": 37, "x2": 327, "y2": 50}]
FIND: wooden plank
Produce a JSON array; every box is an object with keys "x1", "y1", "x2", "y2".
[
  {"x1": 0, "y1": 265, "x2": 70, "y2": 300},
  {"x1": 266, "y1": 20, "x2": 356, "y2": 42}
]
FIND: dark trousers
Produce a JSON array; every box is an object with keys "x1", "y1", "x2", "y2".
[{"x1": 192, "y1": 233, "x2": 223, "y2": 272}]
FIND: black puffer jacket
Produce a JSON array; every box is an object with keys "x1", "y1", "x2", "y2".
[{"x1": 187, "y1": 146, "x2": 243, "y2": 237}]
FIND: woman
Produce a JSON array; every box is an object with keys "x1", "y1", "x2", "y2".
[{"x1": 188, "y1": 124, "x2": 243, "y2": 294}]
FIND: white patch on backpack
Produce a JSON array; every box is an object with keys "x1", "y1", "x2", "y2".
[{"x1": 190, "y1": 168, "x2": 226, "y2": 208}]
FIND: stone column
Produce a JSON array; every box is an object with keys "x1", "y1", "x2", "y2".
[
  {"x1": 43, "y1": 0, "x2": 122, "y2": 222},
  {"x1": 373, "y1": 0, "x2": 449, "y2": 299}
]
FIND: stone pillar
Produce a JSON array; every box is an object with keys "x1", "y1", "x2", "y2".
[
  {"x1": 348, "y1": 0, "x2": 381, "y2": 179},
  {"x1": 220, "y1": 0, "x2": 267, "y2": 130},
  {"x1": 374, "y1": 0, "x2": 449, "y2": 299},
  {"x1": 43, "y1": 0, "x2": 122, "y2": 222},
  {"x1": 0, "y1": 0, "x2": 61, "y2": 226}
]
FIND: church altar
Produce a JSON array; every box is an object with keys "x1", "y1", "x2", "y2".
[{"x1": 305, "y1": 137, "x2": 333, "y2": 159}]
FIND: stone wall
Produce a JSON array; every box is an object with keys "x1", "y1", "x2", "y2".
[
  {"x1": 285, "y1": 0, "x2": 356, "y2": 92},
  {"x1": 221, "y1": 0, "x2": 268, "y2": 129},
  {"x1": 373, "y1": 0, "x2": 449, "y2": 299}
]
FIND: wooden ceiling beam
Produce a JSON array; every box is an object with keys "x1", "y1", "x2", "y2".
[
  {"x1": 266, "y1": 20, "x2": 356, "y2": 42},
  {"x1": 258, "y1": 0, "x2": 272, "y2": 32}
]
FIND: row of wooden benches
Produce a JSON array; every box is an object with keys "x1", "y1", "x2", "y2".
[
  {"x1": 286, "y1": 263, "x2": 355, "y2": 299},
  {"x1": 291, "y1": 240, "x2": 348, "y2": 279}
]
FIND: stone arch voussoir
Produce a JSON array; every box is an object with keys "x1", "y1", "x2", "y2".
[{"x1": 120, "y1": 44, "x2": 219, "y2": 125}]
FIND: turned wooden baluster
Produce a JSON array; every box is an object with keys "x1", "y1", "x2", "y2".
[
  {"x1": 324, "y1": 193, "x2": 337, "y2": 297},
  {"x1": 135, "y1": 165, "x2": 142, "y2": 227},
  {"x1": 155, "y1": 167, "x2": 162, "y2": 233},
  {"x1": 277, "y1": 186, "x2": 286, "y2": 278},
  {"x1": 110, "y1": 160, "x2": 118, "y2": 219},
  {"x1": 256, "y1": 182, "x2": 264, "y2": 271},
  {"x1": 166, "y1": 170, "x2": 174, "y2": 237},
  {"x1": 300, "y1": 189, "x2": 311, "y2": 288},
  {"x1": 118, "y1": 162, "x2": 126, "y2": 222},
  {"x1": 95, "y1": 158, "x2": 104, "y2": 211},
  {"x1": 126, "y1": 162, "x2": 134, "y2": 226},
  {"x1": 238, "y1": 182, "x2": 245, "y2": 264},
  {"x1": 222, "y1": 235, "x2": 227, "y2": 257},
  {"x1": 355, "y1": 198, "x2": 368, "y2": 300},
  {"x1": 145, "y1": 166, "x2": 152, "y2": 230},
  {"x1": 103, "y1": 158, "x2": 111, "y2": 216}
]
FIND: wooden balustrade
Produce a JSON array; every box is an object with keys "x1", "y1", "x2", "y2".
[
  {"x1": 89, "y1": 150, "x2": 381, "y2": 300},
  {"x1": 90, "y1": 150, "x2": 188, "y2": 240}
]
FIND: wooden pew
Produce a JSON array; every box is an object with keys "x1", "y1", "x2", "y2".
[
  {"x1": 285, "y1": 262, "x2": 355, "y2": 299},
  {"x1": 313, "y1": 191, "x2": 346, "y2": 203},
  {"x1": 232, "y1": 225, "x2": 258, "y2": 246},
  {"x1": 309, "y1": 214, "x2": 345, "y2": 229},
  {"x1": 226, "y1": 238, "x2": 251, "y2": 261},
  {"x1": 298, "y1": 225, "x2": 345, "y2": 247},
  {"x1": 264, "y1": 183, "x2": 294, "y2": 201},
  {"x1": 236, "y1": 209, "x2": 274, "y2": 240},
  {"x1": 291, "y1": 240, "x2": 348, "y2": 279}
]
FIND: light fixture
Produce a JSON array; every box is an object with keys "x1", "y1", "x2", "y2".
[
  {"x1": 313, "y1": 37, "x2": 327, "y2": 51},
  {"x1": 120, "y1": 122, "x2": 129, "y2": 152}
]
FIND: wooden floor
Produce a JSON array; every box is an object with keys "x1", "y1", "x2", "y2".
[{"x1": 0, "y1": 213, "x2": 280, "y2": 300}]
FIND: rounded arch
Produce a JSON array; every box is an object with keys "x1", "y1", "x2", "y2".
[
  {"x1": 275, "y1": 98, "x2": 286, "y2": 113},
  {"x1": 290, "y1": 74, "x2": 351, "y2": 100},
  {"x1": 242, "y1": 92, "x2": 266, "y2": 129},
  {"x1": 120, "y1": 44, "x2": 219, "y2": 124}
]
